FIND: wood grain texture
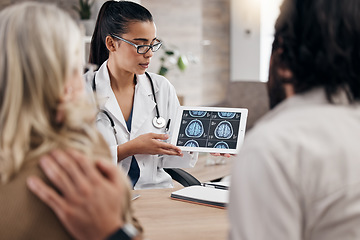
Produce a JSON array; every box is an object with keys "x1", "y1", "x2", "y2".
[
  {"x1": 132, "y1": 154, "x2": 232, "y2": 240},
  {"x1": 133, "y1": 187, "x2": 229, "y2": 240}
]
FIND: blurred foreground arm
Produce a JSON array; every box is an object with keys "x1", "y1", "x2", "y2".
[{"x1": 27, "y1": 150, "x2": 139, "y2": 240}]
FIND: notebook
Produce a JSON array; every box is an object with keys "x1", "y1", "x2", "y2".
[{"x1": 170, "y1": 184, "x2": 229, "y2": 209}]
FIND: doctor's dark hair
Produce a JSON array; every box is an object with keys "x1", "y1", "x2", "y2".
[
  {"x1": 89, "y1": 0, "x2": 153, "y2": 66},
  {"x1": 272, "y1": 0, "x2": 360, "y2": 103}
]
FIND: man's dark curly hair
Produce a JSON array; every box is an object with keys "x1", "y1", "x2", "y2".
[{"x1": 272, "y1": 0, "x2": 360, "y2": 103}]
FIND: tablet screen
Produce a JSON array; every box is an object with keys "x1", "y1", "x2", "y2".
[{"x1": 171, "y1": 107, "x2": 248, "y2": 153}]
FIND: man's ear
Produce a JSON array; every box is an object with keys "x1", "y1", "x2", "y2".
[
  {"x1": 105, "y1": 36, "x2": 117, "y2": 52},
  {"x1": 277, "y1": 67, "x2": 293, "y2": 80}
]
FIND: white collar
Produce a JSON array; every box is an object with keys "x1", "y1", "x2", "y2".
[
  {"x1": 258, "y1": 87, "x2": 357, "y2": 125},
  {"x1": 94, "y1": 60, "x2": 160, "y2": 100}
]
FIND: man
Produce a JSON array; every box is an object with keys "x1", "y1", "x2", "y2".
[{"x1": 229, "y1": 0, "x2": 360, "y2": 239}]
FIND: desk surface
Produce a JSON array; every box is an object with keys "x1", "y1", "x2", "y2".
[
  {"x1": 132, "y1": 154, "x2": 234, "y2": 240},
  {"x1": 133, "y1": 187, "x2": 229, "y2": 240}
]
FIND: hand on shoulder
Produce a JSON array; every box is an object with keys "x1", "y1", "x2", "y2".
[{"x1": 27, "y1": 150, "x2": 131, "y2": 240}]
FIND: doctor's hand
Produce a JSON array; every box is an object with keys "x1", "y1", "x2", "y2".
[
  {"x1": 118, "y1": 133, "x2": 183, "y2": 160},
  {"x1": 27, "y1": 150, "x2": 126, "y2": 240},
  {"x1": 210, "y1": 153, "x2": 232, "y2": 158}
]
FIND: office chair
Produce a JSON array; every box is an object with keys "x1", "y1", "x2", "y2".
[{"x1": 164, "y1": 168, "x2": 201, "y2": 187}]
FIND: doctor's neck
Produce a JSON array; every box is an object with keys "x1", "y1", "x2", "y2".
[{"x1": 107, "y1": 61, "x2": 136, "y2": 90}]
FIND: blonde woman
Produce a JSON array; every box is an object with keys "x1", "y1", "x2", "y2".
[{"x1": 0, "y1": 2, "x2": 141, "y2": 239}]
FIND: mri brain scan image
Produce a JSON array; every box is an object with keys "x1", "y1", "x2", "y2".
[
  {"x1": 218, "y1": 112, "x2": 236, "y2": 119},
  {"x1": 189, "y1": 111, "x2": 207, "y2": 117},
  {"x1": 185, "y1": 119, "x2": 204, "y2": 138},
  {"x1": 184, "y1": 140, "x2": 199, "y2": 147},
  {"x1": 214, "y1": 141, "x2": 229, "y2": 149},
  {"x1": 176, "y1": 108, "x2": 245, "y2": 152},
  {"x1": 215, "y1": 121, "x2": 233, "y2": 139}
]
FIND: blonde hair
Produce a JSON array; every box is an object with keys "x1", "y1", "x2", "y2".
[
  {"x1": 0, "y1": 3, "x2": 142, "y2": 233},
  {"x1": 0, "y1": 2, "x2": 99, "y2": 182},
  {"x1": 0, "y1": 3, "x2": 143, "y2": 233}
]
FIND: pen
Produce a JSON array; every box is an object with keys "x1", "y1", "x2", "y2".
[
  {"x1": 202, "y1": 183, "x2": 229, "y2": 190},
  {"x1": 165, "y1": 119, "x2": 171, "y2": 133},
  {"x1": 158, "y1": 119, "x2": 171, "y2": 157}
]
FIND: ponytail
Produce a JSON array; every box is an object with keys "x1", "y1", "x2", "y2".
[{"x1": 88, "y1": 1, "x2": 111, "y2": 66}]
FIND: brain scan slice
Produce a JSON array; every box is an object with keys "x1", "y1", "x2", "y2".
[
  {"x1": 218, "y1": 112, "x2": 236, "y2": 119},
  {"x1": 214, "y1": 121, "x2": 233, "y2": 139},
  {"x1": 184, "y1": 140, "x2": 199, "y2": 147},
  {"x1": 185, "y1": 119, "x2": 204, "y2": 138},
  {"x1": 189, "y1": 111, "x2": 207, "y2": 117},
  {"x1": 214, "y1": 141, "x2": 229, "y2": 149}
]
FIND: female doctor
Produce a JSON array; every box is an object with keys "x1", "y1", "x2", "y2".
[{"x1": 84, "y1": 0, "x2": 198, "y2": 189}]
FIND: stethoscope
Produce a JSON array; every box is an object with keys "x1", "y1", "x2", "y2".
[
  {"x1": 144, "y1": 72, "x2": 167, "y2": 129},
  {"x1": 92, "y1": 72, "x2": 167, "y2": 137}
]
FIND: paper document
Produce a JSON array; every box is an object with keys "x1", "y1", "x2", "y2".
[{"x1": 171, "y1": 185, "x2": 229, "y2": 209}]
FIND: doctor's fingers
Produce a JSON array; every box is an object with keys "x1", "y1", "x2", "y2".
[
  {"x1": 210, "y1": 153, "x2": 232, "y2": 158},
  {"x1": 51, "y1": 150, "x2": 95, "y2": 201},
  {"x1": 149, "y1": 133, "x2": 169, "y2": 140},
  {"x1": 156, "y1": 142, "x2": 183, "y2": 156},
  {"x1": 159, "y1": 148, "x2": 184, "y2": 156},
  {"x1": 156, "y1": 141, "x2": 182, "y2": 153}
]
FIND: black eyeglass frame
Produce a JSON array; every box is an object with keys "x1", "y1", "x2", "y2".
[{"x1": 111, "y1": 35, "x2": 162, "y2": 54}]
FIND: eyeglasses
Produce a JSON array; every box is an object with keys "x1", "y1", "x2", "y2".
[{"x1": 111, "y1": 35, "x2": 162, "y2": 54}]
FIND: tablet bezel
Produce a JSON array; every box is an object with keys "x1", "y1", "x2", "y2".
[{"x1": 170, "y1": 106, "x2": 248, "y2": 154}]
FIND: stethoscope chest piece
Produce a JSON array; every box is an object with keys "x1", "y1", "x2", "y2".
[{"x1": 153, "y1": 116, "x2": 166, "y2": 129}]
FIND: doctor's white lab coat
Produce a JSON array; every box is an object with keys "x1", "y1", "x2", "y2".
[{"x1": 84, "y1": 61, "x2": 198, "y2": 189}]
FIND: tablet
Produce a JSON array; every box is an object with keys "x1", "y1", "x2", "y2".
[{"x1": 170, "y1": 106, "x2": 248, "y2": 154}]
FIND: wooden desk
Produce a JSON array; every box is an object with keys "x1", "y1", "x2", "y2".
[
  {"x1": 133, "y1": 187, "x2": 229, "y2": 240},
  {"x1": 132, "y1": 154, "x2": 234, "y2": 240}
]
